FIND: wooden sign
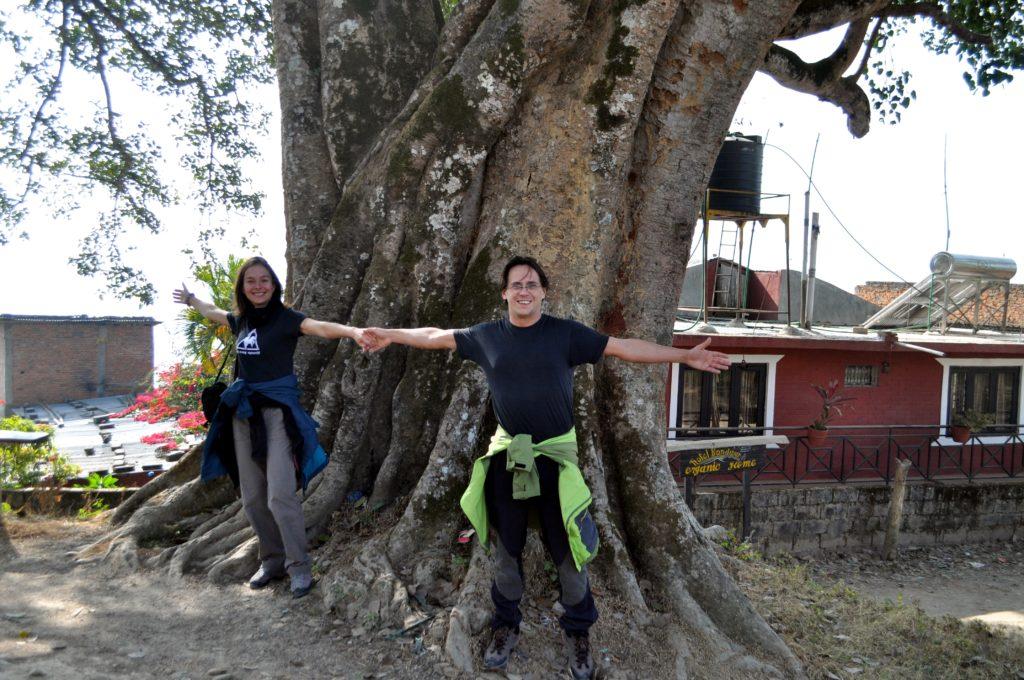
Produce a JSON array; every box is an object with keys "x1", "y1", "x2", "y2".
[{"x1": 678, "y1": 444, "x2": 765, "y2": 477}]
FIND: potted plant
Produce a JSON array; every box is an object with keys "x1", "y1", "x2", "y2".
[
  {"x1": 949, "y1": 409, "x2": 991, "y2": 444},
  {"x1": 807, "y1": 380, "x2": 854, "y2": 446}
]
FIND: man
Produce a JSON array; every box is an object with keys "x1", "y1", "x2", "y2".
[{"x1": 364, "y1": 256, "x2": 729, "y2": 679}]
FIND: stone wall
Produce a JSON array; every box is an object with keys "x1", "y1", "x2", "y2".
[
  {"x1": 0, "y1": 487, "x2": 134, "y2": 514},
  {"x1": 692, "y1": 480, "x2": 1024, "y2": 554}
]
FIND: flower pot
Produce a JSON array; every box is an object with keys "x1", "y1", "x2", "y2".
[
  {"x1": 806, "y1": 427, "x2": 828, "y2": 447},
  {"x1": 949, "y1": 425, "x2": 971, "y2": 444}
]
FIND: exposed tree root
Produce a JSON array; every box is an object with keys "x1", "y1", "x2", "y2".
[
  {"x1": 79, "y1": 475, "x2": 234, "y2": 572},
  {"x1": 109, "y1": 443, "x2": 203, "y2": 527},
  {"x1": 443, "y1": 547, "x2": 491, "y2": 673}
]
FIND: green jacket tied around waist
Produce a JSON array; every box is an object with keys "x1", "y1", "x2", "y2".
[{"x1": 459, "y1": 426, "x2": 599, "y2": 570}]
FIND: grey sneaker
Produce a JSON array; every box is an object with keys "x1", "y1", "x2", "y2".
[
  {"x1": 483, "y1": 625, "x2": 520, "y2": 669},
  {"x1": 566, "y1": 632, "x2": 594, "y2": 680},
  {"x1": 248, "y1": 565, "x2": 285, "y2": 590},
  {"x1": 290, "y1": 572, "x2": 314, "y2": 599}
]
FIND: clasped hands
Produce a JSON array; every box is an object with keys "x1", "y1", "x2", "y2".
[{"x1": 355, "y1": 328, "x2": 391, "y2": 353}]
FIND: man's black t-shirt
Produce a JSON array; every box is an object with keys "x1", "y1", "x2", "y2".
[
  {"x1": 454, "y1": 314, "x2": 609, "y2": 443},
  {"x1": 227, "y1": 307, "x2": 306, "y2": 382}
]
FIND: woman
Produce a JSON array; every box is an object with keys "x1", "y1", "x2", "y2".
[{"x1": 174, "y1": 256, "x2": 365, "y2": 598}]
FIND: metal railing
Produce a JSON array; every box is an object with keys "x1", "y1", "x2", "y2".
[{"x1": 667, "y1": 424, "x2": 1024, "y2": 487}]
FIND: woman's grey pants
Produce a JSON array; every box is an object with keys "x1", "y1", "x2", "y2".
[{"x1": 233, "y1": 408, "x2": 311, "y2": 578}]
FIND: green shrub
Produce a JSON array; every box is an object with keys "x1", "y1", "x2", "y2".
[
  {"x1": 76, "y1": 472, "x2": 120, "y2": 490},
  {"x1": 0, "y1": 415, "x2": 79, "y2": 488},
  {"x1": 77, "y1": 498, "x2": 110, "y2": 519}
]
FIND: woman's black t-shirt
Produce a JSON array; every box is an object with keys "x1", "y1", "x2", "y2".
[{"x1": 227, "y1": 307, "x2": 306, "y2": 382}]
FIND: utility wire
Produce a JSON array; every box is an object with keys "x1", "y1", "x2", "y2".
[
  {"x1": 687, "y1": 226, "x2": 703, "y2": 263},
  {"x1": 765, "y1": 143, "x2": 909, "y2": 283}
]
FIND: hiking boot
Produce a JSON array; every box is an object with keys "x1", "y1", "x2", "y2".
[
  {"x1": 483, "y1": 625, "x2": 520, "y2": 668},
  {"x1": 290, "y1": 572, "x2": 315, "y2": 599},
  {"x1": 566, "y1": 632, "x2": 594, "y2": 680},
  {"x1": 248, "y1": 565, "x2": 286, "y2": 590}
]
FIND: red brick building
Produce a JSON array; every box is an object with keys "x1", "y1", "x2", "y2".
[
  {"x1": 669, "y1": 260, "x2": 1024, "y2": 485},
  {"x1": 668, "y1": 323, "x2": 1024, "y2": 483},
  {"x1": 1, "y1": 315, "x2": 156, "y2": 411}
]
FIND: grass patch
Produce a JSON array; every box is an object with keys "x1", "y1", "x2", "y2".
[{"x1": 738, "y1": 554, "x2": 1024, "y2": 678}]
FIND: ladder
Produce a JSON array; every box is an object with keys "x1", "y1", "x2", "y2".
[{"x1": 711, "y1": 222, "x2": 741, "y2": 308}]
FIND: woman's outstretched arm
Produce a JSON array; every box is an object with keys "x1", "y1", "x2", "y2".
[{"x1": 174, "y1": 283, "x2": 230, "y2": 327}]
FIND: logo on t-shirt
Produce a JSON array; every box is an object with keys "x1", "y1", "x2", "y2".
[{"x1": 237, "y1": 329, "x2": 261, "y2": 355}]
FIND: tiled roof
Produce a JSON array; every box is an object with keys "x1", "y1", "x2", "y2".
[{"x1": 0, "y1": 314, "x2": 158, "y2": 325}]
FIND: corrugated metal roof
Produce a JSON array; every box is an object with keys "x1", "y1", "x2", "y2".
[
  {"x1": 674, "y1": 318, "x2": 1024, "y2": 348},
  {"x1": 0, "y1": 314, "x2": 159, "y2": 326}
]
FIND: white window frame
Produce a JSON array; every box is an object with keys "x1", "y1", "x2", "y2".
[
  {"x1": 936, "y1": 357, "x2": 1024, "y2": 446},
  {"x1": 669, "y1": 353, "x2": 783, "y2": 440}
]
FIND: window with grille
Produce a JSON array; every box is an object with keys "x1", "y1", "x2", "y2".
[
  {"x1": 676, "y1": 363, "x2": 766, "y2": 436},
  {"x1": 844, "y1": 365, "x2": 878, "y2": 387},
  {"x1": 948, "y1": 366, "x2": 1020, "y2": 432}
]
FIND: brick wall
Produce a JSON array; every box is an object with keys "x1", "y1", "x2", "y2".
[
  {"x1": 103, "y1": 324, "x2": 154, "y2": 395},
  {"x1": 693, "y1": 481, "x2": 1024, "y2": 554},
  {"x1": 856, "y1": 281, "x2": 1024, "y2": 329},
  {"x1": 1, "y1": 319, "x2": 153, "y2": 406},
  {"x1": 854, "y1": 282, "x2": 910, "y2": 307},
  {"x1": 771, "y1": 348, "x2": 943, "y2": 428}
]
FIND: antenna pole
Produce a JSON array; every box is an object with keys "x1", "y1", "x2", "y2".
[
  {"x1": 800, "y1": 134, "x2": 821, "y2": 326},
  {"x1": 943, "y1": 134, "x2": 951, "y2": 252}
]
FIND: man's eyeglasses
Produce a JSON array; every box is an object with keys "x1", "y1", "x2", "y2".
[{"x1": 508, "y1": 282, "x2": 542, "y2": 292}]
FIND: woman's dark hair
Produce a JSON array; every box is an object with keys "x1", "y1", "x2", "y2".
[
  {"x1": 234, "y1": 256, "x2": 284, "y2": 317},
  {"x1": 501, "y1": 255, "x2": 549, "y2": 290}
]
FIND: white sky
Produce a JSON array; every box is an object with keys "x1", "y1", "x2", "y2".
[{"x1": 1, "y1": 24, "x2": 1022, "y2": 368}]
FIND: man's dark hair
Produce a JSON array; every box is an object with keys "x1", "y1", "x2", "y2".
[{"x1": 501, "y1": 255, "x2": 549, "y2": 290}]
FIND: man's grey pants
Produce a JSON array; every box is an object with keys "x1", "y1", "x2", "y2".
[{"x1": 233, "y1": 408, "x2": 311, "y2": 578}]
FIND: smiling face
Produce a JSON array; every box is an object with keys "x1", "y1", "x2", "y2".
[
  {"x1": 242, "y1": 264, "x2": 275, "y2": 308},
  {"x1": 501, "y1": 264, "x2": 546, "y2": 326}
]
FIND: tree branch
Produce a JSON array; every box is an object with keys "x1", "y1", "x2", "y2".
[
  {"x1": 759, "y1": 19, "x2": 873, "y2": 137},
  {"x1": 87, "y1": 0, "x2": 203, "y2": 88},
  {"x1": 780, "y1": 0, "x2": 889, "y2": 39},
  {"x1": 782, "y1": 0, "x2": 995, "y2": 45},
  {"x1": 882, "y1": 2, "x2": 993, "y2": 45},
  {"x1": 18, "y1": 4, "x2": 71, "y2": 165},
  {"x1": 761, "y1": 44, "x2": 871, "y2": 137},
  {"x1": 854, "y1": 18, "x2": 884, "y2": 80},
  {"x1": 826, "y1": 18, "x2": 872, "y2": 79}
]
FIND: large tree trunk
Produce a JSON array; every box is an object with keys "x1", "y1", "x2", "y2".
[{"x1": 91, "y1": 1, "x2": 810, "y2": 676}]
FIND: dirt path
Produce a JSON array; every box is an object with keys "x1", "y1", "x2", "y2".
[
  {"x1": 0, "y1": 518, "x2": 430, "y2": 680},
  {"x1": 0, "y1": 517, "x2": 631, "y2": 680},
  {"x1": 4, "y1": 515, "x2": 1022, "y2": 680},
  {"x1": 807, "y1": 541, "x2": 1024, "y2": 638}
]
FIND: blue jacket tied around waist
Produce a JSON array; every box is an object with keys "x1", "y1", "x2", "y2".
[{"x1": 200, "y1": 374, "x2": 328, "y2": 489}]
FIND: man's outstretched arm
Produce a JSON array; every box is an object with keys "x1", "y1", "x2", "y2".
[
  {"x1": 604, "y1": 337, "x2": 730, "y2": 373},
  {"x1": 363, "y1": 327, "x2": 457, "y2": 352}
]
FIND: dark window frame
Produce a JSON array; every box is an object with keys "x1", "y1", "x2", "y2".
[
  {"x1": 946, "y1": 365, "x2": 1021, "y2": 433},
  {"x1": 675, "y1": 363, "x2": 767, "y2": 437},
  {"x1": 844, "y1": 364, "x2": 878, "y2": 387}
]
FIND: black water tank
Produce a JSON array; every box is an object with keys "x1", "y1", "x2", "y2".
[{"x1": 708, "y1": 134, "x2": 763, "y2": 215}]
